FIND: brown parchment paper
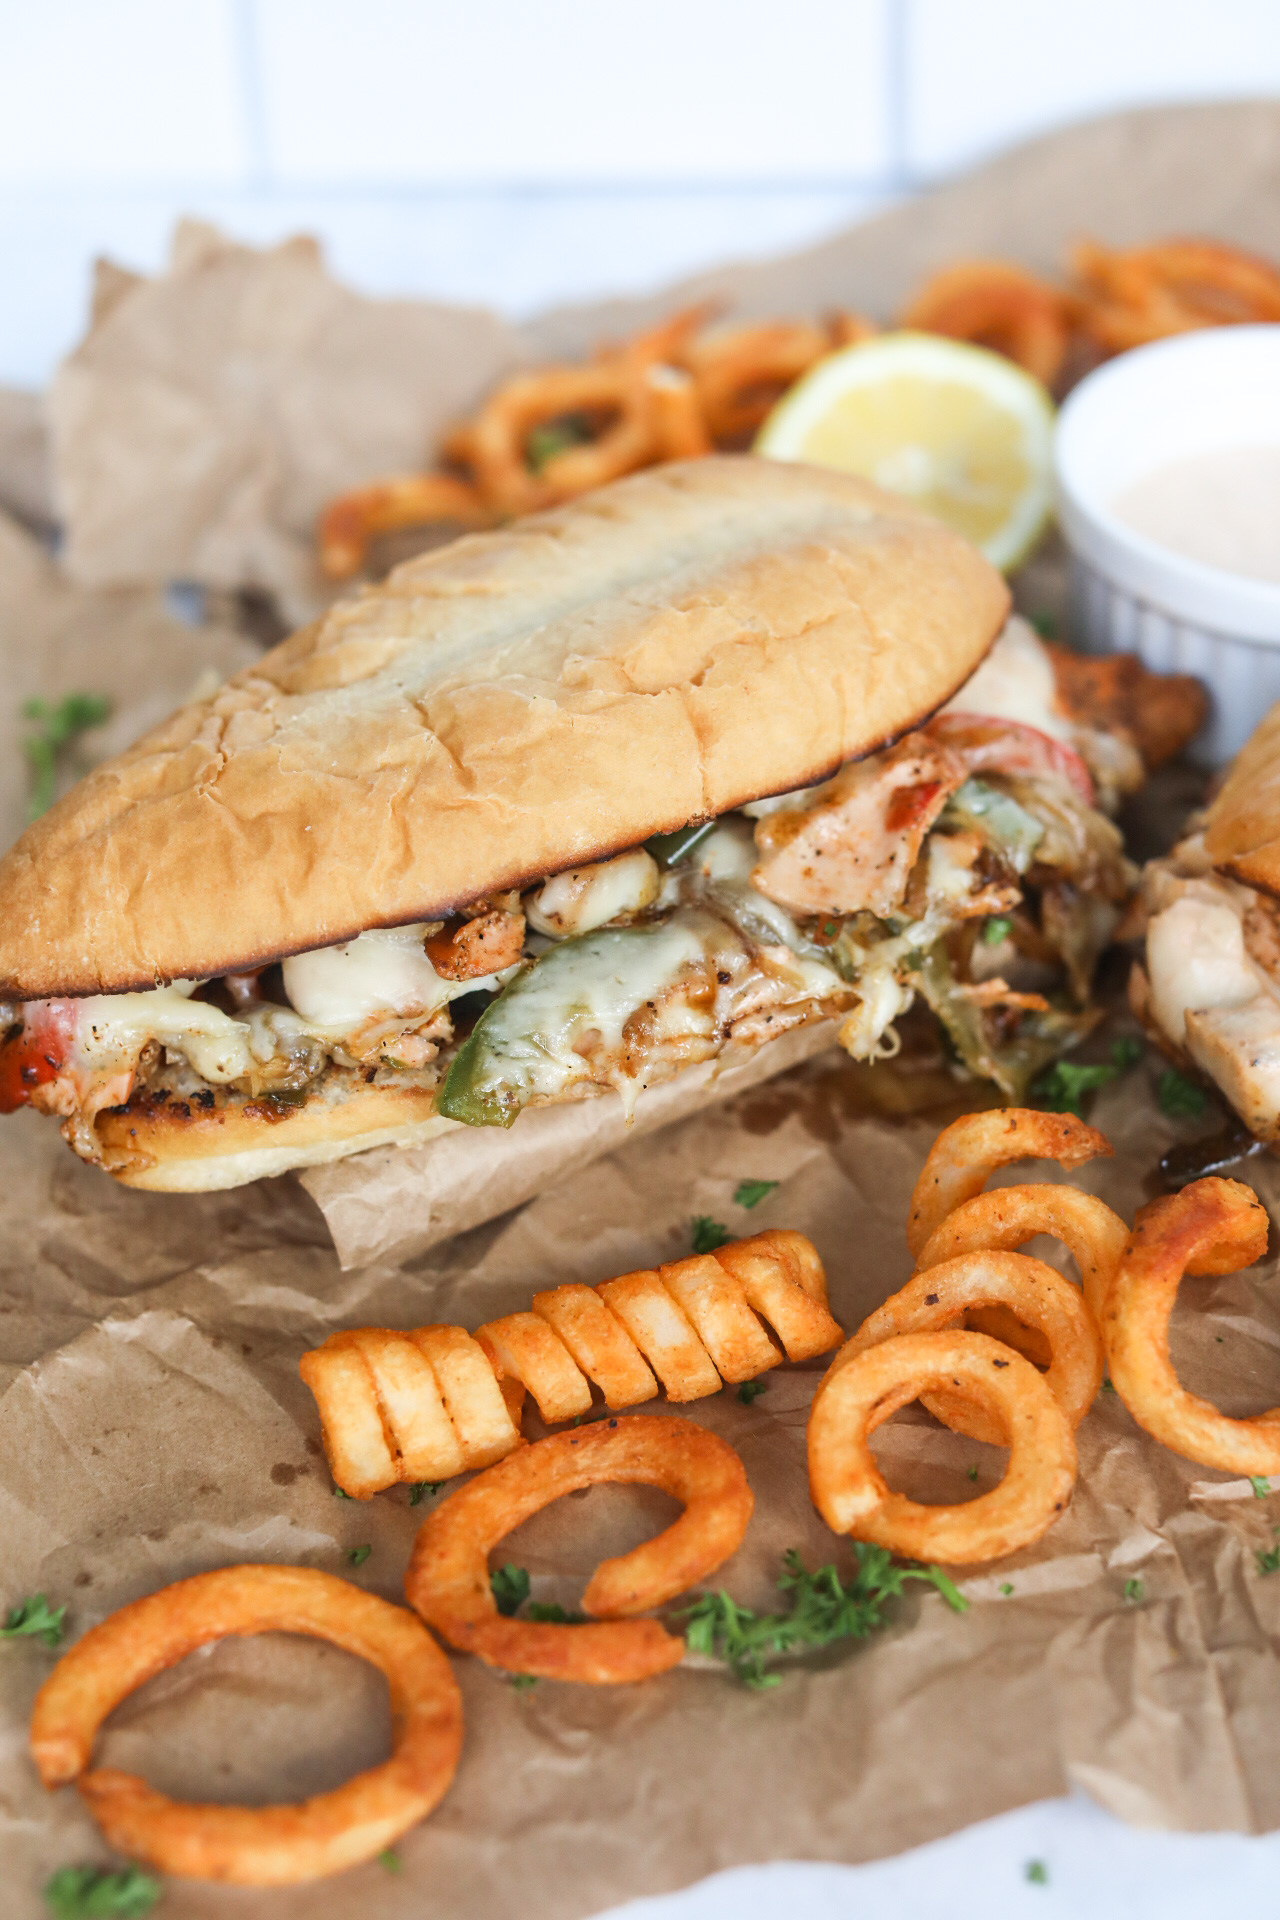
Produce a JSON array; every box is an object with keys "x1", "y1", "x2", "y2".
[
  {"x1": 6, "y1": 1041, "x2": 1280, "y2": 1920},
  {"x1": 0, "y1": 506, "x2": 258, "y2": 848},
  {"x1": 0, "y1": 387, "x2": 52, "y2": 531},
  {"x1": 301, "y1": 1020, "x2": 842, "y2": 1271},
  {"x1": 7, "y1": 99, "x2": 1280, "y2": 1920},
  {"x1": 50, "y1": 220, "x2": 527, "y2": 623}
]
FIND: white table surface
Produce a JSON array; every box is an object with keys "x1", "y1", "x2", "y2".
[{"x1": 596, "y1": 1793, "x2": 1280, "y2": 1919}]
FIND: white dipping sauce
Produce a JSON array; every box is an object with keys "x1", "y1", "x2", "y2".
[{"x1": 1110, "y1": 445, "x2": 1280, "y2": 584}]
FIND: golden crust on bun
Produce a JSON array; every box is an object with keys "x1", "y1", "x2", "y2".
[
  {"x1": 1204, "y1": 698, "x2": 1280, "y2": 898},
  {"x1": 0, "y1": 457, "x2": 1008, "y2": 1000}
]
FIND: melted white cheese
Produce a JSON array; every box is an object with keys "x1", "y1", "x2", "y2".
[
  {"x1": 526, "y1": 848, "x2": 660, "y2": 939},
  {"x1": 77, "y1": 983, "x2": 252, "y2": 1085},
  {"x1": 283, "y1": 924, "x2": 454, "y2": 1028},
  {"x1": 451, "y1": 917, "x2": 711, "y2": 1117}
]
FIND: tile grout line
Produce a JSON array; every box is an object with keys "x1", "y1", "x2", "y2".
[
  {"x1": 230, "y1": 0, "x2": 272, "y2": 193},
  {"x1": 884, "y1": 0, "x2": 911, "y2": 194}
]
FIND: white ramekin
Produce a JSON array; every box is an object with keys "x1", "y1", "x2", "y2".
[{"x1": 1054, "y1": 325, "x2": 1280, "y2": 765}]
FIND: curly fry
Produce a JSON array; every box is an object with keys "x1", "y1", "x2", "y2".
[
  {"x1": 808, "y1": 1330, "x2": 1077, "y2": 1562},
  {"x1": 1105, "y1": 1176, "x2": 1276, "y2": 1473},
  {"x1": 1073, "y1": 237, "x2": 1280, "y2": 354},
  {"x1": 468, "y1": 304, "x2": 714, "y2": 515},
  {"x1": 317, "y1": 473, "x2": 495, "y2": 580},
  {"x1": 905, "y1": 1109, "x2": 1114, "y2": 1259},
  {"x1": 839, "y1": 1248, "x2": 1104, "y2": 1446},
  {"x1": 300, "y1": 1229, "x2": 842, "y2": 1497},
  {"x1": 30, "y1": 1566, "x2": 462, "y2": 1885},
  {"x1": 405, "y1": 1417, "x2": 752, "y2": 1682},
  {"x1": 683, "y1": 314, "x2": 872, "y2": 446},
  {"x1": 914, "y1": 1183, "x2": 1130, "y2": 1329},
  {"x1": 899, "y1": 259, "x2": 1074, "y2": 388}
]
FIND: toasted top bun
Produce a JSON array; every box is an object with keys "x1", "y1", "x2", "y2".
[
  {"x1": 1205, "y1": 697, "x2": 1280, "y2": 896},
  {"x1": 0, "y1": 456, "x2": 1007, "y2": 998}
]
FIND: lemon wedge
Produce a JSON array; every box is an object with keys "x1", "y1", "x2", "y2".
[{"x1": 755, "y1": 331, "x2": 1055, "y2": 571}]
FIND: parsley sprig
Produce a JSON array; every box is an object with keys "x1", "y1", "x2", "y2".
[
  {"x1": 734, "y1": 1179, "x2": 778, "y2": 1210},
  {"x1": 679, "y1": 1545, "x2": 967, "y2": 1689},
  {"x1": 2, "y1": 1593, "x2": 66, "y2": 1647},
  {"x1": 22, "y1": 693, "x2": 112, "y2": 821},
  {"x1": 1033, "y1": 1036, "x2": 1143, "y2": 1118},
  {"x1": 490, "y1": 1565, "x2": 585, "y2": 1623},
  {"x1": 43, "y1": 1864, "x2": 160, "y2": 1917},
  {"x1": 691, "y1": 1216, "x2": 731, "y2": 1255},
  {"x1": 1159, "y1": 1068, "x2": 1208, "y2": 1120},
  {"x1": 526, "y1": 414, "x2": 592, "y2": 473},
  {"x1": 490, "y1": 1564, "x2": 530, "y2": 1616}
]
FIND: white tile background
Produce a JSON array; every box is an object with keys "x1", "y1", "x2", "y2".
[{"x1": 4, "y1": 0, "x2": 1280, "y2": 386}]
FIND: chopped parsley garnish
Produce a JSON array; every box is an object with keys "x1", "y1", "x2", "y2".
[
  {"x1": 680, "y1": 1545, "x2": 966, "y2": 1689},
  {"x1": 738, "y1": 1380, "x2": 768, "y2": 1405},
  {"x1": 1033, "y1": 1036, "x2": 1144, "y2": 1117},
  {"x1": 734, "y1": 1179, "x2": 779, "y2": 1210},
  {"x1": 1101, "y1": 1377, "x2": 1116, "y2": 1393},
  {"x1": 1030, "y1": 611, "x2": 1057, "y2": 639},
  {"x1": 691, "y1": 1215, "x2": 731, "y2": 1255},
  {"x1": 526, "y1": 414, "x2": 593, "y2": 472},
  {"x1": 1159, "y1": 1068, "x2": 1208, "y2": 1119},
  {"x1": 1252, "y1": 1476, "x2": 1272, "y2": 1499},
  {"x1": 491, "y1": 1564, "x2": 531, "y2": 1616},
  {"x1": 981, "y1": 915, "x2": 1013, "y2": 946},
  {"x1": 1123, "y1": 1577, "x2": 1144, "y2": 1604},
  {"x1": 347, "y1": 1545, "x2": 371, "y2": 1567},
  {"x1": 332, "y1": 1485, "x2": 353, "y2": 1499},
  {"x1": 1025, "y1": 1859, "x2": 1049, "y2": 1885},
  {"x1": 379, "y1": 1848, "x2": 403, "y2": 1873},
  {"x1": 2, "y1": 1593, "x2": 66, "y2": 1647},
  {"x1": 22, "y1": 693, "x2": 112, "y2": 821},
  {"x1": 967, "y1": 1465, "x2": 979, "y2": 1482},
  {"x1": 999, "y1": 1582, "x2": 1014, "y2": 1596},
  {"x1": 510, "y1": 1672, "x2": 539, "y2": 1691},
  {"x1": 488, "y1": 1563, "x2": 583, "y2": 1624},
  {"x1": 43, "y1": 1865, "x2": 160, "y2": 1917},
  {"x1": 408, "y1": 1481, "x2": 441, "y2": 1505},
  {"x1": 1257, "y1": 1545, "x2": 1280, "y2": 1576}
]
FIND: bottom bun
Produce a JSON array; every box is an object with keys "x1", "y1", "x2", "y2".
[
  {"x1": 92, "y1": 1019, "x2": 841, "y2": 1203},
  {"x1": 95, "y1": 1080, "x2": 462, "y2": 1192}
]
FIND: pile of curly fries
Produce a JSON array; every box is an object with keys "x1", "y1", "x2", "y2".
[{"x1": 319, "y1": 234, "x2": 1280, "y2": 579}]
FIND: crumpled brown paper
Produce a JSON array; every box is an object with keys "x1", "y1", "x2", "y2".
[
  {"x1": 6, "y1": 96, "x2": 1280, "y2": 1920},
  {"x1": 6, "y1": 1039, "x2": 1280, "y2": 1920},
  {"x1": 50, "y1": 220, "x2": 527, "y2": 623},
  {"x1": 301, "y1": 1020, "x2": 842, "y2": 1270},
  {"x1": 0, "y1": 506, "x2": 258, "y2": 849},
  {"x1": 0, "y1": 387, "x2": 53, "y2": 531}
]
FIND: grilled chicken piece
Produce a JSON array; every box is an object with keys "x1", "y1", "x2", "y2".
[{"x1": 750, "y1": 735, "x2": 966, "y2": 918}]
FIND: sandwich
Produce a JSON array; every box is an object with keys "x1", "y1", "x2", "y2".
[
  {"x1": 0, "y1": 456, "x2": 1194, "y2": 1192},
  {"x1": 1133, "y1": 698, "x2": 1280, "y2": 1142}
]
